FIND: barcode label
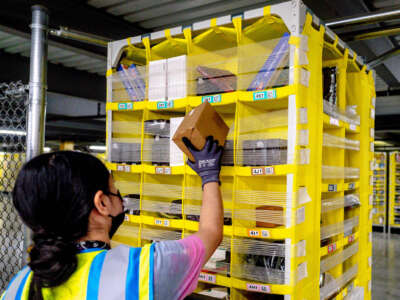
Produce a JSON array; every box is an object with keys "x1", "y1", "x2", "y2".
[
  {"x1": 330, "y1": 117, "x2": 339, "y2": 126},
  {"x1": 348, "y1": 234, "x2": 355, "y2": 243},
  {"x1": 157, "y1": 101, "x2": 174, "y2": 109},
  {"x1": 261, "y1": 230, "x2": 270, "y2": 238},
  {"x1": 349, "y1": 124, "x2": 356, "y2": 131},
  {"x1": 118, "y1": 102, "x2": 133, "y2": 110},
  {"x1": 246, "y1": 283, "x2": 271, "y2": 293},
  {"x1": 202, "y1": 94, "x2": 221, "y2": 103},
  {"x1": 328, "y1": 184, "x2": 337, "y2": 192},
  {"x1": 199, "y1": 273, "x2": 216, "y2": 283},
  {"x1": 248, "y1": 229, "x2": 260, "y2": 237},
  {"x1": 251, "y1": 168, "x2": 264, "y2": 176},
  {"x1": 155, "y1": 167, "x2": 172, "y2": 174},
  {"x1": 265, "y1": 167, "x2": 274, "y2": 174},
  {"x1": 247, "y1": 229, "x2": 269, "y2": 238},
  {"x1": 124, "y1": 165, "x2": 131, "y2": 172},
  {"x1": 253, "y1": 89, "x2": 277, "y2": 101},
  {"x1": 328, "y1": 243, "x2": 337, "y2": 253},
  {"x1": 154, "y1": 219, "x2": 170, "y2": 227},
  {"x1": 117, "y1": 165, "x2": 124, "y2": 171}
]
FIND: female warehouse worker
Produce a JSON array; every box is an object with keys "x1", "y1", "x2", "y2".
[{"x1": 2, "y1": 136, "x2": 224, "y2": 300}]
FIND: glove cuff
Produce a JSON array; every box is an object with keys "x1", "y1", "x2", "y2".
[{"x1": 201, "y1": 171, "x2": 221, "y2": 189}]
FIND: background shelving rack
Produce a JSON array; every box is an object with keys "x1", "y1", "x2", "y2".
[
  {"x1": 389, "y1": 152, "x2": 400, "y2": 234},
  {"x1": 105, "y1": 0, "x2": 375, "y2": 299},
  {"x1": 372, "y1": 152, "x2": 387, "y2": 230}
]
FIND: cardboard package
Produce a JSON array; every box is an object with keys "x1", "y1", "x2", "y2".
[
  {"x1": 256, "y1": 205, "x2": 283, "y2": 228},
  {"x1": 167, "y1": 55, "x2": 187, "y2": 100},
  {"x1": 148, "y1": 59, "x2": 167, "y2": 101},
  {"x1": 172, "y1": 102, "x2": 229, "y2": 162}
]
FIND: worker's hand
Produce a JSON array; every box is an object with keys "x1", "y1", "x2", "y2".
[{"x1": 182, "y1": 136, "x2": 223, "y2": 188}]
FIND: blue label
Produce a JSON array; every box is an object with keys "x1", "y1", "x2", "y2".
[
  {"x1": 253, "y1": 89, "x2": 277, "y2": 101},
  {"x1": 202, "y1": 95, "x2": 222, "y2": 103},
  {"x1": 328, "y1": 184, "x2": 337, "y2": 192},
  {"x1": 157, "y1": 101, "x2": 174, "y2": 109},
  {"x1": 118, "y1": 102, "x2": 133, "y2": 110}
]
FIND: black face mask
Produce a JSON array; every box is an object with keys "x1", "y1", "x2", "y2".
[
  {"x1": 108, "y1": 210, "x2": 127, "y2": 239},
  {"x1": 107, "y1": 190, "x2": 127, "y2": 239}
]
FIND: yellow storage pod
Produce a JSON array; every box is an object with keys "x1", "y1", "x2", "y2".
[
  {"x1": 372, "y1": 152, "x2": 387, "y2": 229},
  {"x1": 105, "y1": 1, "x2": 374, "y2": 299},
  {"x1": 389, "y1": 151, "x2": 400, "y2": 233}
]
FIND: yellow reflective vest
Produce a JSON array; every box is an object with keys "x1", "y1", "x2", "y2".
[{"x1": 1, "y1": 244, "x2": 154, "y2": 300}]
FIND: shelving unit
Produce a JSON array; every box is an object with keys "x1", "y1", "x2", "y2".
[
  {"x1": 389, "y1": 152, "x2": 400, "y2": 233},
  {"x1": 105, "y1": 1, "x2": 374, "y2": 299},
  {"x1": 372, "y1": 152, "x2": 387, "y2": 230}
]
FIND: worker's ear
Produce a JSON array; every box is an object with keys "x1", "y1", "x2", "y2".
[{"x1": 93, "y1": 190, "x2": 112, "y2": 216}]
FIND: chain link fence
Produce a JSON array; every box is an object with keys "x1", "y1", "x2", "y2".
[{"x1": 0, "y1": 81, "x2": 27, "y2": 291}]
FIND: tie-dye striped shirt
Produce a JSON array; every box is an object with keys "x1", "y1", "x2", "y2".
[{"x1": 153, "y1": 235, "x2": 205, "y2": 300}]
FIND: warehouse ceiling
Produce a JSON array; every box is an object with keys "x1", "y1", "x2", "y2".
[{"x1": 0, "y1": 0, "x2": 399, "y2": 146}]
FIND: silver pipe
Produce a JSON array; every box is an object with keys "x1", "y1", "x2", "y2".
[
  {"x1": 49, "y1": 26, "x2": 109, "y2": 47},
  {"x1": 25, "y1": 4, "x2": 49, "y2": 263},
  {"x1": 368, "y1": 47, "x2": 400, "y2": 68},
  {"x1": 326, "y1": 8, "x2": 400, "y2": 28}
]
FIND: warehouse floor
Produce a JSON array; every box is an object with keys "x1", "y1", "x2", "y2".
[{"x1": 372, "y1": 232, "x2": 400, "y2": 299}]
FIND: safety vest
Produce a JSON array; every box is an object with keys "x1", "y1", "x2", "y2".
[{"x1": 1, "y1": 244, "x2": 155, "y2": 300}]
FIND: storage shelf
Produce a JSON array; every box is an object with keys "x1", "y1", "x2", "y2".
[
  {"x1": 322, "y1": 181, "x2": 360, "y2": 193},
  {"x1": 320, "y1": 232, "x2": 358, "y2": 257},
  {"x1": 106, "y1": 3, "x2": 373, "y2": 299},
  {"x1": 143, "y1": 165, "x2": 185, "y2": 175},
  {"x1": 197, "y1": 274, "x2": 292, "y2": 294},
  {"x1": 323, "y1": 114, "x2": 360, "y2": 133},
  {"x1": 107, "y1": 86, "x2": 294, "y2": 113},
  {"x1": 235, "y1": 165, "x2": 295, "y2": 176},
  {"x1": 106, "y1": 101, "x2": 147, "y2": 111},
  {"x1": 106, "y1": 162, "x2": 142, "y2": 173},
  {"x1": 233, "y1": 226, "x2": 290, "y2": 240},
  {"x1": 147, "y1": 98, "x2": 187, "y2": 111}
]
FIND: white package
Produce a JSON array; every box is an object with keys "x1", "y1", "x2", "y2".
[
  {"x1": 148, "y1": 59, "x2": 167, "y2": 101},
  {"x1": 197, "y1": 287, "x2": 228, "y2": 299},
  {"x1": 167, "y1": 55, "x2": 187, "y2": 100},
  {"x1": 169, "y1": 117, "x2": 184, "y2": 166}
]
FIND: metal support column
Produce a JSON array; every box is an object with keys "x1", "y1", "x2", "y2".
[
  {"x1": 27, "y1": 5, "x2": 48, "y2": 160},
  {"x1": 24, "y1": 4, "x2": 49, "y2": 262}
]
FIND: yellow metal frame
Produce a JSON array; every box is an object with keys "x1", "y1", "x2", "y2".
[{"x1": 105, "y1": 3, "x2": 373, "y2": 299}]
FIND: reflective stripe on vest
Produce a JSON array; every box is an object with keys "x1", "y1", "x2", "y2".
[
  {"x1": 97, "y1": 244, "x2": 154, "y2": 300},
  {"x1": 4, "y1": 267, "x2": 31, "y2": 300},
  {"x1": 97, "y1": 245, "x2": 132, "y2": 300}
]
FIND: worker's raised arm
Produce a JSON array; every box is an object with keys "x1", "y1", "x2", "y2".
[{"x1": 183, "y1": 136, "x2": 224, "y2": 263}]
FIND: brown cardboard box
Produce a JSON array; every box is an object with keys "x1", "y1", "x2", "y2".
[
  {"x1": 256, "y1": 205, "x2": 284, "y2": 228},
  {"x1": 172, "y1": 101, "x2": 229, "y2": 162}
]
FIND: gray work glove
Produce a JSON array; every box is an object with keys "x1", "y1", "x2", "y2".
[{"x1": 182, "y1": 136, "x2": 223, "y2": 188}]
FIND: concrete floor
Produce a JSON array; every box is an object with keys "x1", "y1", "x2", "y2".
[{"x1": 372, "y1": 232, "x2": 400, "y2": 299}]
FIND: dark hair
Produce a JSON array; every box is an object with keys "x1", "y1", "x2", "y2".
[{"x1": 12, "y1": 151, "x2": 110, "y2": 300}]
